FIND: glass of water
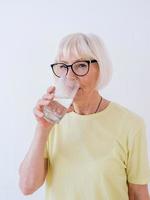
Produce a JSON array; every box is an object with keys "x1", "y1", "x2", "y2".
[{"x1": 43, "y1": 76, "x2": 79, "y2": 123}]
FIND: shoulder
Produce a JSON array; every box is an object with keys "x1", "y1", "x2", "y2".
[
  {"x1": 111, "y1": 101, "x2": 146, "y2": 139},
  {"x1": 111, "y1": 101, "x2": 145, "y2": 126}
]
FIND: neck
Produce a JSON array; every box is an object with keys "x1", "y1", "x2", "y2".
[{"x1": 73, "y1": 90, "x2": 102, "y2": 115}]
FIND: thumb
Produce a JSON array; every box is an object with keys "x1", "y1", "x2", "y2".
[{"x1": 66, "y1": 104, "x2": 74, "y2": 113}]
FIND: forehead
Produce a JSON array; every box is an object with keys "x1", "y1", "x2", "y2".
[
  {"x1": 57, "y1": 51, "x2": 94, "y2": 64},
  {"x1": 59, "y1": 57, "x2": 89, "y2": 64}
]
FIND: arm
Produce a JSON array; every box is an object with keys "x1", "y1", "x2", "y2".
[
  {"x1": 19, "y1": 124, "x2": 52, "y2": 195},
  {"x1": 128, "y1": 182, "x2": 150, "y2": 200}
]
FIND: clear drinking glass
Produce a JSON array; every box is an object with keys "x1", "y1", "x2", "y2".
[{"x1": 43, "y1": 77, "x2": 79, "y2": 123}]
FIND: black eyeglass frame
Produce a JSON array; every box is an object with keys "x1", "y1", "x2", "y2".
[{"x1": 50, "y1": 59, "x2": 97, "y2": 78}]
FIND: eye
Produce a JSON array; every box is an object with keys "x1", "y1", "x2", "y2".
[
  {"x1": 79, "y1": 64, "x2": 87, "y2": 68},
  {"x1": 75, "y1": 63, "x2": 88, "y2": 68},
  {"x1": 58, "y1": 64, "x2": 67, "y2": 68}
]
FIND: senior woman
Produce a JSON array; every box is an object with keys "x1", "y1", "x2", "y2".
[{"x1": 19, "y1": 33, "x2": 150, "y2": 200}]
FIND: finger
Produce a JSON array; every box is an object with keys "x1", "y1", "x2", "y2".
[
  {"x1": 66, "y1": 104, "x2": 74, "y2": 113},
  {"x1": 47, "y1": 86, "x2": 55, "y2": 94},
  {"x1": 42, "y1": 93, "x2": 54, "y2": 100},
  {"x1": 33, "y1": 108, "x2": 44, "y2": 118},
  {"x1": 36, "y1": 99, "x2": 50, "y2": 110}
]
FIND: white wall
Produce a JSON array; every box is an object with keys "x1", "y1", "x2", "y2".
[{"x1": 0, "y1": 0, "x2": 150, "y2": 199}]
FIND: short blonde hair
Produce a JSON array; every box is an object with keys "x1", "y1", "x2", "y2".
[{"x1": 54, "y1": 33, "x2": 113, "y2": 90}]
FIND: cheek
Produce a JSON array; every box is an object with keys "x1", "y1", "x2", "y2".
[
  {"x1": 78, "y1": 77, "x2": 97, "y2": 92},
  {"x1": 78, "y1": 77, "x2": 89, "y2": 89},
  {"x1": 80, "y1": 72, "x2": 99, "y2": 89}
]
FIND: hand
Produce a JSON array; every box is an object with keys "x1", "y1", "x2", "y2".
[{"x1": 33, "y1": 86, "x2": 56, "y2": 128}]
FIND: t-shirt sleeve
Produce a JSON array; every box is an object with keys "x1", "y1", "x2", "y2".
[{"x1": 127, "y1": 119, "x2": 150, "y2": 184}]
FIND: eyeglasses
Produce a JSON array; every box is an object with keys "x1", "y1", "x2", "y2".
[{"x1": 50, "y1": 59, "x2": 97, "y2": 78}]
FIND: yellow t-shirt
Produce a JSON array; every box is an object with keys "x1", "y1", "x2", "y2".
[{"x1": 44, "y1": 101, "x2": 150, "y2": 200}]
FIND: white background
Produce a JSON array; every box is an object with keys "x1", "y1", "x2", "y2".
[{"x1": 0, "y1": 0, "x2": 150, "y2": 199}]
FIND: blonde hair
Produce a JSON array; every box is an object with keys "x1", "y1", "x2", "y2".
[{"x1": 54, "y1": 33, "x2": 113, "y2": 90}]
